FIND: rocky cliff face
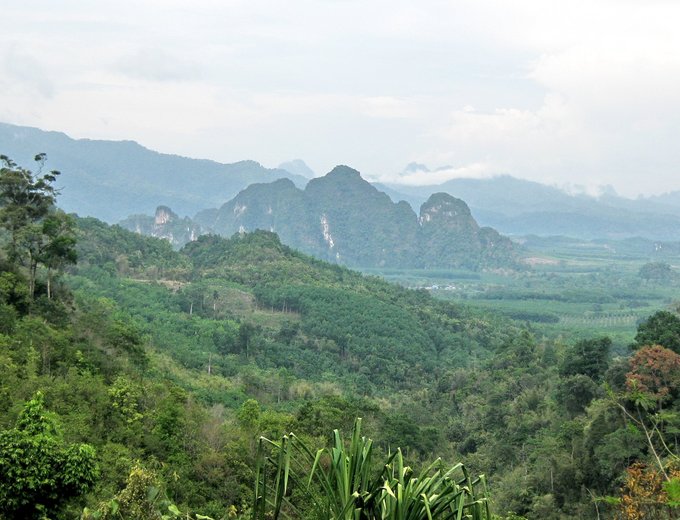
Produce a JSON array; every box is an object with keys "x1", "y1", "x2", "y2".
[
  {"x1": 119, "y1": 206, "x2": 202, "y2": 248},
  {"x1": 418, "y1": 194, "x2": 515, "y2": 269},
  {"x1": 301, "y1": 166, "x2": 419, "y2": 266},
  {"x1": 192, "y1": 166, "x2": 518, "y2": 270},
  {"x1": 125, "y1": 166, "x2": 517, "y2": 269}
]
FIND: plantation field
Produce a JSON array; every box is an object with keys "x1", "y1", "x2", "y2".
[{"x1": 363, "y1": 235, "x2": 680, "y2": 347}]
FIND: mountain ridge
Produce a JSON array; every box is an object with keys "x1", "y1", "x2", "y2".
[
  {"x1": 0, "y1": 122, "x2": 307, "y2": 222},
  {"x1": 5, "y1": 121, "x2": 680, "y2": 239},
  {"x1": 175, "y1": 165, "x2": 518, "y2": 270},
  {"x1": 381, "y1": 174, "x2": 680, "y2": 239}
]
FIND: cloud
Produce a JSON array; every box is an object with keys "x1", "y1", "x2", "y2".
[
  {"x1": 116, "y1": 48, "x2": 201, "y2": 82},
  {"x1": 2, "y1": 46, "x2": 55, "y2": 98},
  {"x1": 408, "y1": 2, "x2": 680, "y2": 196},
  {"x1": 373, "y1": 162, "x2": 493, "y2": 186},
  {"x1": 2, "y1": 1, "x2": 680, "y2": 196},
  {"x1": 359, "y1": 96, "x2": 421, "y2": 119}
]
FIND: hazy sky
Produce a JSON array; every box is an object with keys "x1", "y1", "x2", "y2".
[{"x1": 2, "y1": 1, "x2": 679, "y2": 197}]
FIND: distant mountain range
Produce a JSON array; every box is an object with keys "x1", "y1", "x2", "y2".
[
  {"x1": 378, "y1": 173, "x2": 680, "y2": 240},
  {"x1": 4, "y1": 121, "x2": 680, "y2": 240},
  {"x1": 126, "y1": 166, "x2": 518, "y2": 270},
  {"x1": 0, "y1": 122, "x2": 306, "y2": 222}
]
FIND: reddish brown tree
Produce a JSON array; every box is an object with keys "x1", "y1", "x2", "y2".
[{"x1": 626, "y1": 345, "x2": 680, "y2": 406}]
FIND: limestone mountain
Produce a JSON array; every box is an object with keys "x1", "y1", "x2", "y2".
[
  {"x1": 418, "y1": 193, "x2": 515, "y2": 270},
  {"x1": 383, "y1": 172, "x2": 680, "y2": 240},
  {"x1": 278, "y1": 159, "x2": 316, "y2": 179},
  {"x1": 195, "y1": 178, "x2": 314, "y2": 252},
  {"x1": 302, "y1": 166, "x2": 420, "y2": 266},
  {"x1": 119, "y1": 206, "x2": 202, "y2": 248},
  {"x1": 193, "y1": 166, "x2": 518, "y2": 269}
]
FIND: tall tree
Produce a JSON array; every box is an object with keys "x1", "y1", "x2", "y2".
[
  {"x1": 634, "y1": 311, "x2": 680, "y2": 354},
  {"x1": 39, "y1": 210, "x2": 77, "y2": 298},
  {"x1": 559, "y1": 337, "x2": 612, "y2": 382},
  {"x1": 0, "y1": 155, "x2": 74, "y2": 299},
  {"x1": 0, "y1": 155, "x2": 58, "y2": 258}
]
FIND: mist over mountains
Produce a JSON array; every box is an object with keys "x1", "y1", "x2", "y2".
[
  {"x1": 3, "y1": 121, "x2": 680, "y2": 240},
  {"x1": 379, "y1": 170, "x2": 680, "y2": 240},
  {"x1": 0, "y1": 122, "x2": 306, "y2": 222}
]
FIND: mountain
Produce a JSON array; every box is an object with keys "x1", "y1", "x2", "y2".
[
  {"x1": 7, "y1": 121, "x2": 680, "y2": 241},
  {"x1": 193, "y1": 165, "x2": 518, "y2": 269},
  {"x1": 278, "y1": 159, "x2": 316, "y2": 178},
  {"x1": 302, "y1": 166, "x2": 420, "y2": 266},
  {"x1": 382, "y1": 174, "x2": 680, "y2": 240},
  {"x1": 0, "y1": 122, "x2": 306, "y2": 222},
  {"x1": 119, "y1": 205, "x2": 202, "y2": 248},
  {"x1": 419, "y1": 193, "x2": 515, "y2": 270}
]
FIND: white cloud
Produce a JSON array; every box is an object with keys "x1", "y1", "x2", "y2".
[
  {"x1": 372, "y1": 162, "x2": 493, "y2": 186},
  {"x1": 2, "y1": 1, "x2": 680, "y2": 196},
  {"x1": 359, "y1": 97, "x2": 421, "y2": 119},
  {"x1": 2, "y1": 46, "x2": 55, "y2": 98},
  {"x1": 116, "y1": 48, "x2": 201, "y2": 82}
]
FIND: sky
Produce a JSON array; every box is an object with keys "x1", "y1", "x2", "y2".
[{"x1": 1, "y1": 0, "x2": 679, "y2": 197}]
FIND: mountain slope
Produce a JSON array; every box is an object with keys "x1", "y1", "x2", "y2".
[
  {"x1": 419, "y1": 193, "x2": 515, "y2": 270},
  {"x1": 194, "y1": 166, "x2": 517, "y2": 269},
  {"x1": 383, "y1": 175, "x2": 680, "y2": 239},
  {"x1": 0, "y1": 122, "x2": 306, "y2": 222}
]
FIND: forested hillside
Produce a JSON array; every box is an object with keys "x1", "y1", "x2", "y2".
[
  {"x1": 1, "y1": 156, "x2": 679, "y2": 519},
  {"x1": 0, "y1": 123, "x2": 306, "y2": 222},
  {"x1": 153, "y1": 166, "x2": 519, "y2": 270}
]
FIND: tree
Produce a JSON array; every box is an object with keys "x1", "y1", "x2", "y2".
[
  {"x1": 40, "y1": 210, "x2": 77, "y2": 298},
  {"x1": 638, "y1": 262, "x2": 674, "y2": 283},
  {"x1": 0, "y1": 154, "x2": 58, "y2": 260},
  {"x1": 0, "y1": 155, "x2": 75, "y2": 299},
  {"x1": 634, "y1": 311, "x2": 680, "y2": 354},
  {"x1": 556, "y1": 374, "x2": 600, "y2": 416},
  {"x1": 237, "y1": 321, "x2": 260, "y2": 357},
  {"x1": 0, "y1": 392, "x2": 98, "y2": 519},
  {"x1": 559, "y1": 337, "x2": 612, "y2": 382},
  {"x1": 82, "y1": 465, "x2": 213, "y2": 520},
  {"x1": 627, "y1": 345, "x2": 680, "y2": 406},
  {"x1": 607, "y1": 346, "x2": 680, "y2": 483}
]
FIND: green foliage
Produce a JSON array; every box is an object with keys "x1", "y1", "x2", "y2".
[
  {"x1": 638, "y1": 262, "x2": 674, "y2": 283},
  {"x1": 83, "y1": 464, "x2": 214, "y2": 520},
  {"x1": 256, "y1": 284, "x2": 437, "y2": 387},
  {"x1": 253, "y1": 418, "x2": 491, "y2": 520},
  {"x1": 0, "y1": 393, "x2": 98, "y2": 519},
  {"x1": 634, "y1": 310, "x2": 680, "y2": 353},
  {"x1": 0, "y1": 155, "x2": 77, "y2": 300},
  {"x1": 2, "y1": 202, "x2": 679, "y2": 520},
  {"x1": 75, "y1": 216, "x2": 190, "y2": 278},
  {"x1": 555, "y1": 375, "x2": 600, "y2": 416},
  {"x1": 0, "y1": 154, "x2": 58, "y2": 260},
  {"x1": 664, "y1": 476, "x2": 680, "y2": 507},
  {"x1": 558, "y1": 337, "x2": 611, "y2": 382}
]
